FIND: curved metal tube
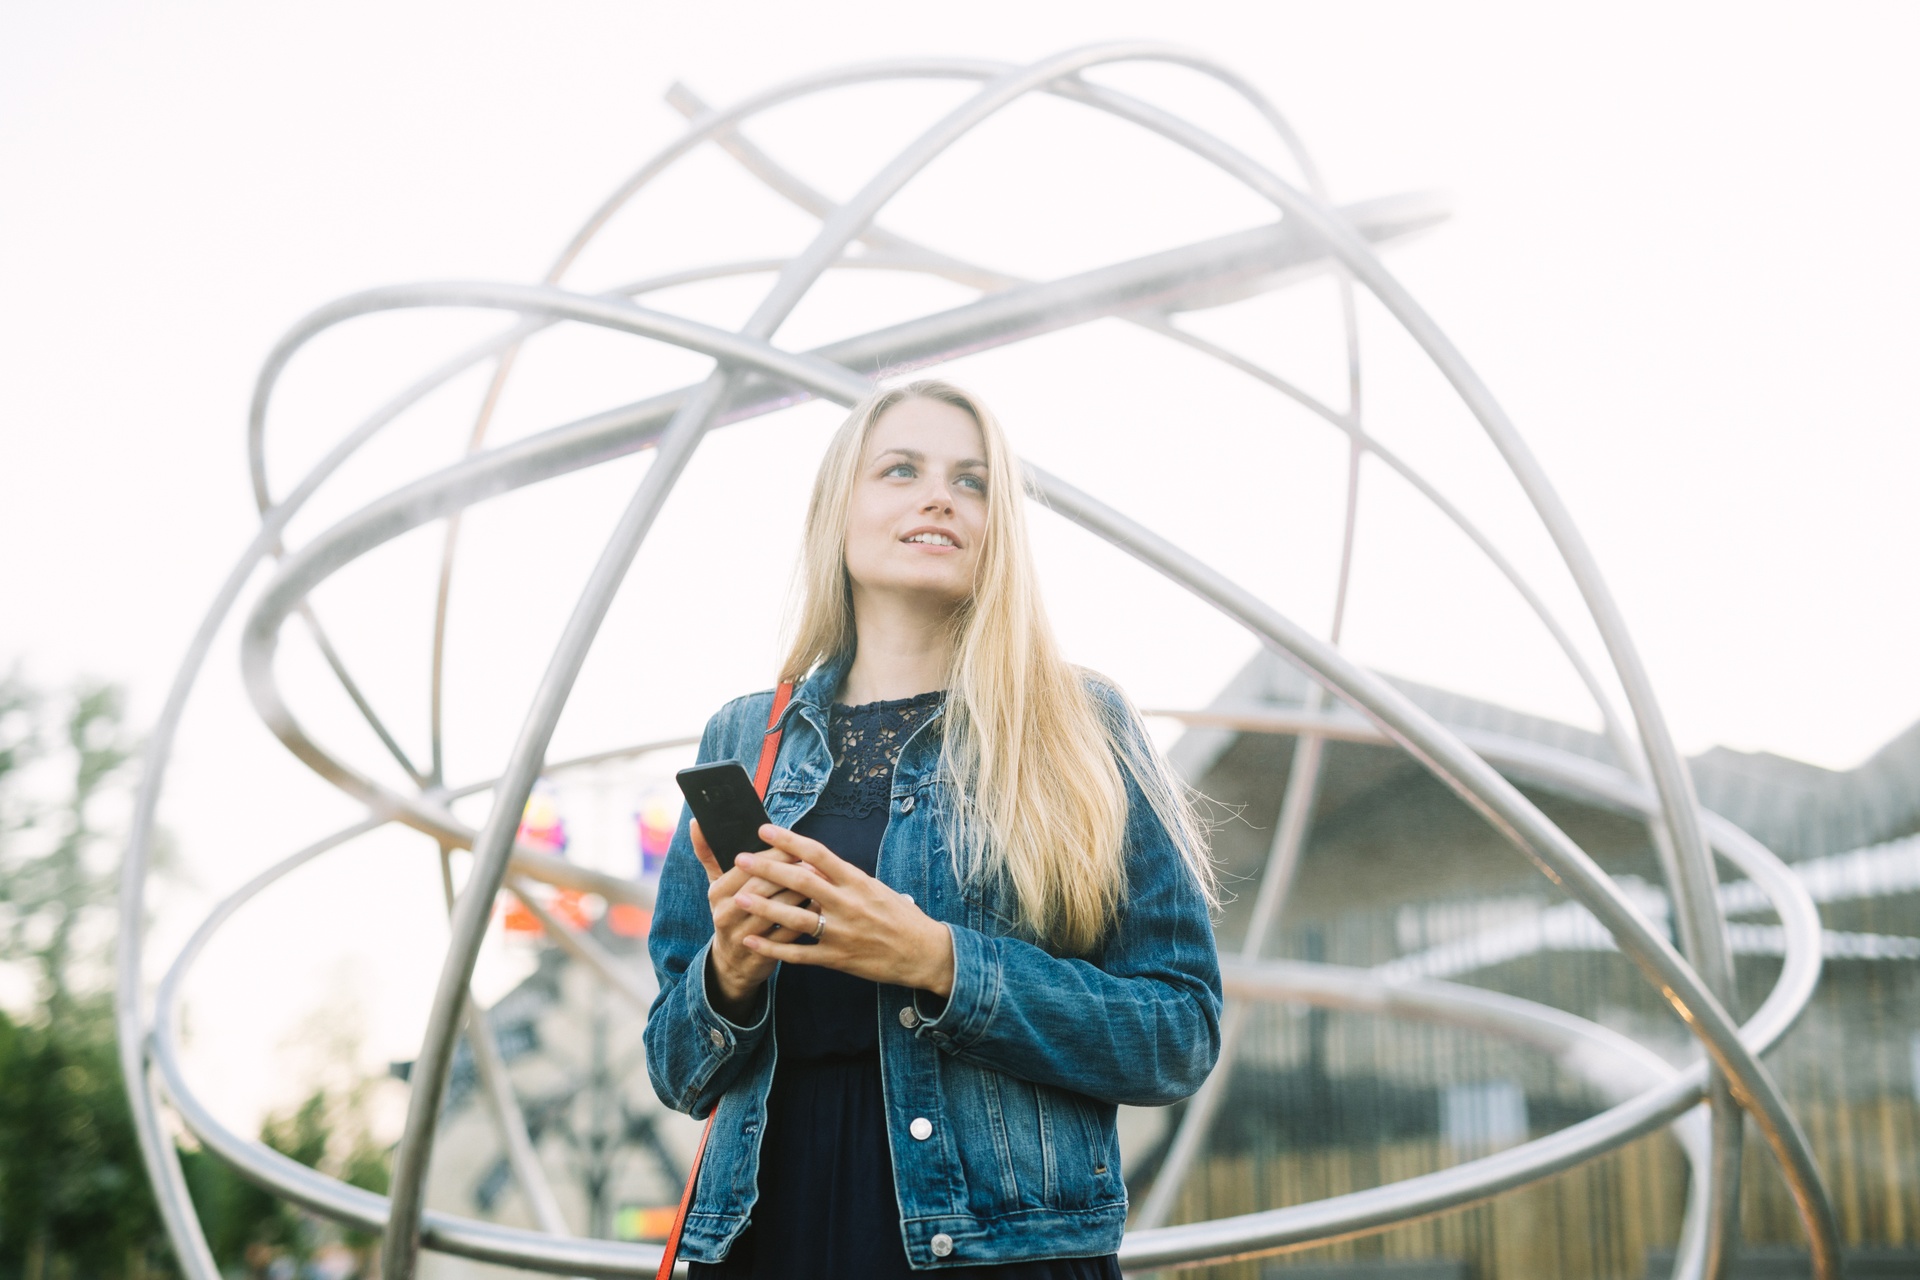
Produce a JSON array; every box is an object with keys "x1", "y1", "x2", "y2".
[
  {"x1": 217, "y1": 351, "x2": 1820, "y2": 1280},
  {"x1": 122, "y1": 44, "x2": 1835, "y2": 1279},
  {"x1": 224, "y1": 289, "x2": 1812, "y2": 1274},
  {"x1": 144, "y1": 723, "x2": 1816, "y2": 1275}
]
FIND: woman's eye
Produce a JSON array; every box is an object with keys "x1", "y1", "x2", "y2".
[
  {"x1": 884, "y1": 463, "x2": 915, "y2": 478},
  {"x1": 955, "y1": 474, "x2": 985, "y2": 493}
]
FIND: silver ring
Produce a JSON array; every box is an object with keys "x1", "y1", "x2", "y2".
[{"x1": 811, "y1": 912, "x2": 826, "y2": 941}]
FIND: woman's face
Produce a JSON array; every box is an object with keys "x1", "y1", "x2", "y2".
[{"x1": 843, "y1": 396, "x2": 989, "y2": 611}]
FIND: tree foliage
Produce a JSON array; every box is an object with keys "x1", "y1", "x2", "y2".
[
  {"x1": 0, "y1": 671, "x2": 391, "y2": 1280},
  {"x1": 0, "y1": 994, "x2": 160, "y2": 1280},
  {"x1": 0, "y1": 674, "x2": 134, "y2": 1021}
]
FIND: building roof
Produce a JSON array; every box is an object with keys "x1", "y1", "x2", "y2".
[{"x1": 1170, "y1": 650, "x2": 1920, "y2": 862}]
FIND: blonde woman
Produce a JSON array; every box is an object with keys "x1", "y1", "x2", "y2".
[{"x1": 645, "y1": 381, "x2": 1222, "y2": 1277}]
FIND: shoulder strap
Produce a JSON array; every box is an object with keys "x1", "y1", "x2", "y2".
[
  {"x1": 656, "y1": 680, "x2": 793, "y2": 1280},
  {"x1": 752, "y1": 680, "x2": 794, "y2": 797}
]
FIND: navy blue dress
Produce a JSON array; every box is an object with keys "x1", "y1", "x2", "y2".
[{"x1": 691, "y1": 692, "x2": 1121, "y2": 1280}]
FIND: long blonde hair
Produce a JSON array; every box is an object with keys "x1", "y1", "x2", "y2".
[{"x1": 781, "y1": 380, "x2": 1215, "y2": 954}]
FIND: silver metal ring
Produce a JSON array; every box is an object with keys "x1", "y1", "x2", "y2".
[
  {"x1": 812, "y1": 912, "x2": 827, "y2": 941},
  {"x1": 117, "y1": 45, "x2": 1843, "y2": 1280}
]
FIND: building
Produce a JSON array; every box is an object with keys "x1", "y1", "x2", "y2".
[{"x1": 1148, "y1": 651, "x2": 1920, "y2": 1279}]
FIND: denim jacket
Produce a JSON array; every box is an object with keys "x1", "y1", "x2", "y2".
[{"x1": 644, "y1": 653, "x2": 1222, "y2": 1268}]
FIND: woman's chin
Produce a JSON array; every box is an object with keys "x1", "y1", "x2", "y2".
[{"x1": 861, "y1": 576, "x2": 970, "y2": 611}]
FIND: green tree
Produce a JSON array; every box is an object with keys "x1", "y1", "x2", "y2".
[
  {"x1": 178, "y1": 1087, "x2": 387, "y2": 1280},
  {"x1": 0, "y1": 996, "x2": 162, "y2": 1280},
  {"x1": 0, "y1": 675, "x2": 134, "y2": 1019},
  {"x1": 0, "y1": 671, "x2": 394, "y2": 1280},
  {"x1": 0, "y1": 672, "x2": 163, "y2": 1280}
]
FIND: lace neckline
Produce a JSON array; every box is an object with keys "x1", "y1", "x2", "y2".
[
  {"x1": 829, "y1": 689, "x2": 946, "y2": 715},
  {"x1": 809, "y1": 690, "x2": 945, "y2": 821}
]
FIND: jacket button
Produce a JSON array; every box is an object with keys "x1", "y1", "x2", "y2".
[
  {"x1": 930, "y1": 1234, "x2": 953, "y2": 1257},
  {"x1": 909, "y1": 1116, "x2": 933, "y2": 1141},
  {"x1": 898, "y1": 1005, "x2": 920, "y2": 1029},
  {"x1": 708, "y1": 1028, "x2": 725, "y2": 1049},
  {"x1": 899, "y1": 794, "x2": 915, "y2": 813}
]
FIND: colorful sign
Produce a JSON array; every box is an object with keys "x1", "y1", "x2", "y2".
[
  {"x1": 635, "y1": 789, "x2": 679, "y2": 881},
  {"x1": 517, "y1": 785, "x2": 569, "y2": 857}
]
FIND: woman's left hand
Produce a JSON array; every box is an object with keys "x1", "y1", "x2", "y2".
[{"x1": 733, "y1": 824, "x2": 955, "y2": 997}]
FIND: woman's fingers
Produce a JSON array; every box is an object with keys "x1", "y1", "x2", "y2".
[
  {"x1": 705, "y1": 849, "x2": 801, "y2": 909},
  {"x1": 689, "y1": 820, "x2": 722, "y2": 884},
  {"x1": 736, "y1": 851, "x2": 831, "y2": 902},
  {"x1": 737, "y1": 854, "x2": 802, "y2": 901},
  {"x1": 734, "y1": 892, "x2": 819, "y2": 936},
  {"x1": 741, "y1": 933, "x2": 828, "y2": 966},
  {"x1": 758, "y1": 825, "x2": 848, "y2": 879}
]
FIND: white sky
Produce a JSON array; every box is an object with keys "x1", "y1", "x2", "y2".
[{"x1": 3, "y1": 1, "x2": 1917, "y2": 1132}]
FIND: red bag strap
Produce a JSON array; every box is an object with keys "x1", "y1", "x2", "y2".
[
  {"x1": 656, "y1": 680, "x2": 793, "y2": 1280},
  {"x1": 752, "y1": 681, "x2": 794, "y2": 797}
]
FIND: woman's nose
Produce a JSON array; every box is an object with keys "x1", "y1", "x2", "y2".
[{"x1": 921, "y1": 485, "x2": 954, "y2": 513}]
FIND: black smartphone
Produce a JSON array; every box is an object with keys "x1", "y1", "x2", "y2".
[{"x1": 675, "y1": 762, "x2": 772, "y2": 872}]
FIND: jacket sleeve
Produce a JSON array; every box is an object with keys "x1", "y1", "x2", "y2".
[
  {"x1": 644, "y1": 700, "x2": 774, "y2": 1118},
  {"x1": 910, "y1": 691, "x2": 1223, "y2": 1107}
]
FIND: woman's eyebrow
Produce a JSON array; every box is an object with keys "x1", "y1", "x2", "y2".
[{"x1": 870, "y1": 447, "x2": 987, "y2": 470}]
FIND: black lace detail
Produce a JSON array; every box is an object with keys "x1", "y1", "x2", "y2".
[{"x1": 810, "y1": 690, "x2": 945, "y2": 820}]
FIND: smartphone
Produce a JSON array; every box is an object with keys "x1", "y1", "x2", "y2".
[{"x1": 675, "y1": 762, "x2": 772, "y2": 872}]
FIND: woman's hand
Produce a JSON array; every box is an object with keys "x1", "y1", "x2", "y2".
[
  {"x1": 733, "y1": 825, "x2": 955, "y2": 997},
  {"x1": 690, "y1": 819, "x2": 812, "y2": 1023}
]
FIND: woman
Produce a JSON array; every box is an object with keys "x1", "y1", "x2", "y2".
[{"x1": 645, "y1": 380, "x2": 1222, "y2": 1276}]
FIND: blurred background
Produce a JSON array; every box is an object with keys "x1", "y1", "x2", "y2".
[{"x1": 1, "y1": 3, "x2": 1916, "y2": 1279}]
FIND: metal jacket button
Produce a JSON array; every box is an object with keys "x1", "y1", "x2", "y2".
[
  {"x1": 708, "y1": 1027, "x2": 725, "y2": 1049},
  {"x1": 899, "y1": 794, "x2": 915, "y2": 813},
  {"x1": 930, "y1": 1234, "x2": 954, "y2": 1257},
  {"x1": 898, "y1": 1005, "x2": 920, "y2": 1029},
  {"x1": 909, "y1": 1116, "x2": 933, "y2": 1140}
]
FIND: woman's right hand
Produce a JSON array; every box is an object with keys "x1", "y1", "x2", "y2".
[{"x1": 691, "y1": 818, "x2": 812, "y2": 1023}]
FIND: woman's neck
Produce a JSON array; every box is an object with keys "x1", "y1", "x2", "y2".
[{"x1": 839, "y1": 589, "x2": 955, "y2": 705}]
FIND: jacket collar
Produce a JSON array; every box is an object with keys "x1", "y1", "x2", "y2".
[
  {"x1": 778, "y1": 649, "x2": 852, "y2": 761},
  {"x1": 784, "y1": 649, "x2": 948, "y2": 790},
  {"x1": 792, "y1": 648, "x2": 853, "y2": 716}
]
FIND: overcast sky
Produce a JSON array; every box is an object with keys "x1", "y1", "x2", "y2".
[{"x1": 3, "y1": 1, "x2": 1916, "y2": 1129}]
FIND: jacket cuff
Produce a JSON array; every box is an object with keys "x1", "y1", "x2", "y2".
[
  {"x1": 688, "y1": 939, "x2": 769, "y2": 1058},
  {"x1": 914, "y1": 924, "x2": 998, "y2": 1052}
]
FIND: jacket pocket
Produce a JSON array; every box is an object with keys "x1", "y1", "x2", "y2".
[
  {"x1": 944, "y1": 1056, "x2": 1029, "y2": 1215},
  {"x1": 1034, "y1": 1085, "x2": 1121, "y2": 1210},
  {"x1": 978, "y1": 1076, "x2": 1110, "y2": 1211}
]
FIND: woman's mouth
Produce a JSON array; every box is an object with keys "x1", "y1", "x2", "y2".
[{"x1": 903, "y1": 531, "x2": 958, "y2": 547}]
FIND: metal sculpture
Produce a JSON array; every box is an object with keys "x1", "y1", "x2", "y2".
[{"x1": 116, "y1": 45, "x2": 1840, "y2": 1280}]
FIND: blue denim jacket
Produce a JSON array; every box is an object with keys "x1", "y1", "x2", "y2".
[{"x1": 644, "y1": 654, "x2": 1222, "y2": 1268}]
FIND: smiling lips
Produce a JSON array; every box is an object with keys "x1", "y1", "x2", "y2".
[{"x1": 903, "y1": 528, "x2": 961, "y2": 549}]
